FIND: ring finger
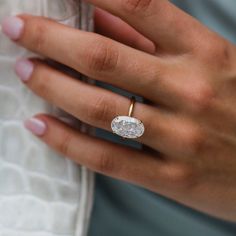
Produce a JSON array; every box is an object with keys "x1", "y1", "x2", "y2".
[{"x1": 15, "y1": 59, "x2": 201, "y2": 158}]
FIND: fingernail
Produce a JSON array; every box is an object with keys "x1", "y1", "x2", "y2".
[
  {"x1": 15, "y1": 58, "x2": 34, "y2": 82},
  {"x1": 1, "y1": 16, "x2": 24, "y2": 40},
  {"x1": 24, "y1": 118, "x2": 47, "y2": 136}
]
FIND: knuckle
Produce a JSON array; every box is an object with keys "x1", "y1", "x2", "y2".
[
  {"x1": 87, "y1": 95, "x2": 117, "y2": 125},
  {"x1": 201, "y1": 39, "x2": 233, "y2": 71},
  {"x1": 94, "y1": 148, "x2": 115, "y2": 173},
  {"x1": 31, "y1": 66, "x2": 51, "y2": 98},
  {"x1": 185, "y1": 82, "x2": 215, "y2": 114},
  {"x1": 122, "y1": 0, "x2": 153, "y2": 15},
  {"x1": 163, "y1": 163, "x2": 197, "y2": 190},
  {"x1": 28, "y1": 19, "x2": 48, "y2": 52},
  {"x1": 183, "y1": 127, "x2": 205, "y2": 156},
  {"x1": 58, "y1": 132, "x2": 73, "y2": 156},
  {"x1": 86, "y1": 40, "x2": 119, "y2": 73}
]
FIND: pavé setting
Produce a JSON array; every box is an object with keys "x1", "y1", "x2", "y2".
[{"x1": 111, "y1": 97, "x2": 145, "y2": 139}]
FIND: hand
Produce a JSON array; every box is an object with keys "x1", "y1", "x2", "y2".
[{"x1": 2, "y1": 0, "x2": 236, "y2": 222}]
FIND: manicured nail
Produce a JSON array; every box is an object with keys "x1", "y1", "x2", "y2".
[
  {"x1": 1, "y1": 16, "x2": 24, "y2": 40},
  {"x1": 15, "y1": 58, "x2": 34, "y2": 82},
  {"x1": 24, "y1": 118, "x2": 47, "y2": 136}
]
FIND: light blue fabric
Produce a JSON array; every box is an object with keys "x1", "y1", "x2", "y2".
[{"x1": 88, "y1": 1, "x2": 236, "y2": 235}]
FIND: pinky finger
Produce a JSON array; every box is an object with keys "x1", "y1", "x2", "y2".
[
  {"x1": 95, "y1": 8, "x2": 156, "y2": 54},
  {"x1": 24, "y1": 114, "x2": 164, "y2": 186}
]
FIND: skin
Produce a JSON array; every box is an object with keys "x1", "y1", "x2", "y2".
[{"x1": 5, "y1": 0, "x2": 236, "y2": 222}]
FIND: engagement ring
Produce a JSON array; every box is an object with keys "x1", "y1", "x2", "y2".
[{"x1": 111, "y1": 97, "x2": 145, "y2": 139}]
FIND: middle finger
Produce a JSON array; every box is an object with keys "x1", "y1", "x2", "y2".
[{"x1": 3, "y1": 15, "x2": 178, "y2": 107}]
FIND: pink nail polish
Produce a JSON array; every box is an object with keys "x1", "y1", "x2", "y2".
[
  {"x1": 1, "y1": 16, "x2": 24, "y2": 40},
  {"x1": 24, "y1": 118, "x2": 47, "y2": 136},
  {"x1": 15, "y1": 58, "x2": 34, "y2": 82}
]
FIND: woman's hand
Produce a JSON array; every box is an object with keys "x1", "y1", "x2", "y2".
[{"x1": 2, "y1": 0, "x2": 236, "y2": 222}]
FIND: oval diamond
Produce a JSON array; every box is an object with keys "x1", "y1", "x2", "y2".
[{"x1": 111, "y1": 116, "x2": 145, "y2": 139}]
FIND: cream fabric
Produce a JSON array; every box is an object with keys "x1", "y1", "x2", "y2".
[{"x1": 0, "y1": 1, "x2": 94, "y2": 236}]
